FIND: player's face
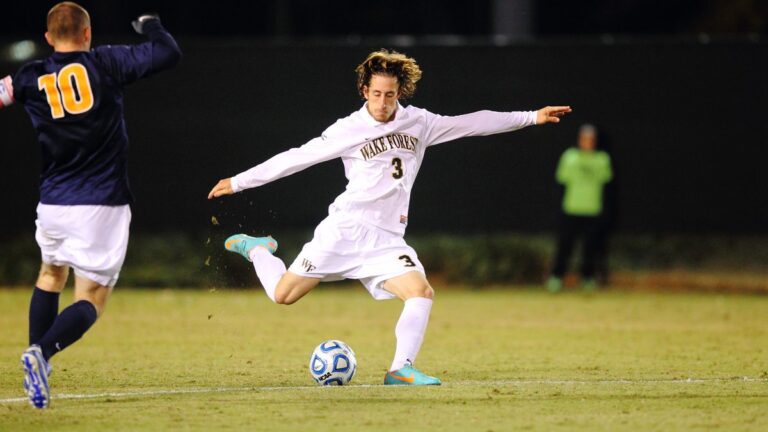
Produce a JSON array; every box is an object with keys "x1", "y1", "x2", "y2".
[
  {"x1": 578, "y1": 130, "x2": 596, "y2": 151},
  {"x1": 363, "y1": 74, "x2": 401, "y2": 123}
]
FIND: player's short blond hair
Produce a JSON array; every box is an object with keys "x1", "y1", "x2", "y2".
[
  {"x1": 47, "y1": 2, "x2": 90, "y2": 42},
  {"x1": 355, "y1": 49, "x2": 422, "y2": 99}
]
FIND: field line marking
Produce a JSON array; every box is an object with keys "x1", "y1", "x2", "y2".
[
  {"x1": 1, "y1": 376, "x2": 766, "y2": 405},
  {"x1": 452, "y1": 377, "x2": 768, "y2": 386}
]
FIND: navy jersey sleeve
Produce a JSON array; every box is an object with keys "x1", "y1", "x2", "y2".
[
  {"x1": 10, "y1": 61, "x2": 42, "y2": 104},
  {"x1": 93, "y1": 20, "x2": 181, "y2": 85}
]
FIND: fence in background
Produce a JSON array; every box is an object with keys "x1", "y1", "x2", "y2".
[{"x1": 1, "y1": 39, "x2": 765, "y2": 239}]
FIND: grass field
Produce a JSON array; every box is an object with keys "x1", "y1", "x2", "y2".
[{"x1": 1, "y1": 286, "x2": 766, "y2": 431}]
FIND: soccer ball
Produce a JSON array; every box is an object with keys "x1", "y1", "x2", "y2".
[{"x1": 308, "y1": 340, "x2": 357, "y2": 386}]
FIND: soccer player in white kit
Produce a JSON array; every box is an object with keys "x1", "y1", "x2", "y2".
[{"x1": 208, "y1": 49, "x2": 571, "y2": 385}]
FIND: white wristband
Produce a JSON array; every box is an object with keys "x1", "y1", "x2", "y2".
[{"x1": 0, "y1": 76, "x2": 14, "y2": 108}]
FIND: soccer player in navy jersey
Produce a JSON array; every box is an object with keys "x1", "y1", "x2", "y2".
[{"x1": 0, "y1": 2, "x2": 181, "y2": 408}]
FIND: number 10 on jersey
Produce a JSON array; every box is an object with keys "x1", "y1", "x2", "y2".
[{"x1": 38, "y1": 63, "x2": 94, "y2": 119}]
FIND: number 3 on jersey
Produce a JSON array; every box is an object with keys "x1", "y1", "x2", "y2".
[
  {"x1": 392, "y1": 157, "x2": 404, "y2": 179},
  {"x1": 38, "y1": 63, "x2": 94, "y2": 119}
]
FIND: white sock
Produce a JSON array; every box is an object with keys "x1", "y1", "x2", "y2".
[
  {"x1": 390, "y1": 297, "x2": 433, "y2": 371},
  {"x1": 248, "y1": 247, "x2": 286, "y2": 303}
]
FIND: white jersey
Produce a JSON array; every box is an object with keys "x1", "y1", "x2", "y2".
[{"x1": 231, "y1": 103, "x2": 537, "y2": 235}]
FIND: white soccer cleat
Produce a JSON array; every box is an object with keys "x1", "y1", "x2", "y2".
[{"x1": 20, "y1": 345, "x2": 52, "y2": 409}]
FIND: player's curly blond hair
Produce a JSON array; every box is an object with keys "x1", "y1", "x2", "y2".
[{"x1": 355, "y1": 49, "x2": 422, "y2": 99}]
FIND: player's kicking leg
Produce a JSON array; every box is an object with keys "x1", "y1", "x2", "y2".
[
  {"x1": 225, "y1": 234, "x2": 320, "y2": 304},
  {"x1": 381, "y1": 271, "x2": 441, "y2": 386},
  {"x1": 225, "y1": 234, "x2": 439, "y2": 385}
]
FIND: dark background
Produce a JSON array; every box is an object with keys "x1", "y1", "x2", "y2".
[
  {"x1": 4, "y1": 1, "x2": 767, "y2": 38},
  {"x1": 1, "y1": 1, "x2": 766, "y2": 238}
]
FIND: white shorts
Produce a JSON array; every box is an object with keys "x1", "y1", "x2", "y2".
[
  {"x1": 288, "y1": 213, "x2": 425, "y2": 300},
  {"x1": 35, "y1": 203, "x2": 131, "y2": 287}
]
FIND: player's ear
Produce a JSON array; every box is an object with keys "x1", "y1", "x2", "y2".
[
  {"x1": 362, "y1": 85, "x2": 370, "y2": 100},
  {"x1": 83, "y1": 27, "x2": 92, "y2": 45},
  {"x1": 44, "y1": 32, "x2": 55, "y2": 48}
]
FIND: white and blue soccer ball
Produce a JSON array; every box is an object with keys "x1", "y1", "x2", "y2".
[{"x1": 309, "y1": 340, "x2": 357, "y2": 386}]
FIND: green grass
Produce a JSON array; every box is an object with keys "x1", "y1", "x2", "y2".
[{"x1": 1, "y1": 287, "x2": 766, "y2": 431}]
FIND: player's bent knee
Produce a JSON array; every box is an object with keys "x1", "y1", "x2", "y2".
[
  {"x1": 384, "y1": 272, "x2": 435, "y2": 300},
  {"x1": 273, "y1": 285, "x2": 298, "y2": 305},
  {"x1": 76, "y1": 295, "x2": 108, "y2": 317},
  {"x1": 85, "y1": 298, "x2": 106, "y2": 317},
  {"x1": 400, "y1": 282, "x2": 434, "y2": 300},
  {"x1": 74, "y1": 283, "x2": 112, "y2": 317},
  {"x1": 411, "y1": 282, "x2": 434, "y2": 299},
  {"x1": 274, "y1": 275, "x2": 319, "y2": 305},
  {"x1": 273, "y1": 292, "x2": 292, "y2": 305}
]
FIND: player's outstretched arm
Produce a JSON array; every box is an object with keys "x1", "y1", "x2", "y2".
[
  {"x1": 536, "y1": 106, "x2": 572, "y2": 124},
  {"x1": 208, "y1": 179, "x2": 233, "y2": 199},
  {"x1": 206, "y1": 138, "x2": 342, "y2": 200},
  {"x1": 207, "y1": 123, "x2": 362, "y2": 199},
  {"x1": 425, "y1": 105, "x2": 573, "y2": 146}
]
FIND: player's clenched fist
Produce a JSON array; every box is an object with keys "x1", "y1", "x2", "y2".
[
  {"x1": 208, "y1": 178, "x2": 234, "y2": 199},
  {"x1": 536, "y1": 106, "x2": 572, "y2": 124},
  {"x1": 132, "y1": 13, "x2": 161, "y2": 34}
]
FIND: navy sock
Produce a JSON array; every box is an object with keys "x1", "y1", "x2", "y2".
[
  {"x1": 37, "y1": 300, "x2": 98, "y2": 361},
  {"x1": 29, "y1": 287, "x2": 60, "y2": 345}
]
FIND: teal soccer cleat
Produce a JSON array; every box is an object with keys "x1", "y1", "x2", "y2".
[
  {"x1": 224, "y1": 234, "x2": 278, "y2": 261},
  {"x1": 384, "y1": 364, "x2": 441, "y2": 386},
  {"x1": 21, "y1": 345, "x2": 52, "y2": 409}
]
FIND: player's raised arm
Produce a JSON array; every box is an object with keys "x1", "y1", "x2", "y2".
[
  {"x1": 0, "y1": 75, "x2": 14, "y2": 109},
  {"x1": 131, "y1": 14, "x2": 182, "y2": 72},
  {"x1": 425, "y1": 106, "x2": 572, "y2": 146},
  {"x1": 94, "y1": 14, "x2": 181, "y2": 85}
]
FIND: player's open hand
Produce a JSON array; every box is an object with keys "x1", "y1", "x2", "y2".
[
  {"x1": 208, "y1": 178, "x2": 234, "y2": 199},
  {"x1": 536, "y1": 106, "x2": 572, "y2": 124}
]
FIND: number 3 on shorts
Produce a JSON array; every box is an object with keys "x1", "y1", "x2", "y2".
[
  {"x1": 399, "y1": 254, "x2": 416, "y2": 267},
  {"x1": 38, "y1": 63, "x2": 94, "y2": 119}
]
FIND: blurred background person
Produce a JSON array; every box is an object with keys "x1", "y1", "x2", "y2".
[{"x1": 547, "y1": 124, "x2": 613, "y2": 292}]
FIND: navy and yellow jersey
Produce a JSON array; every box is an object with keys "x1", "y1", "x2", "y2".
[{"x1": 9, "y1": 20, "x2": 180, "y2": 205}]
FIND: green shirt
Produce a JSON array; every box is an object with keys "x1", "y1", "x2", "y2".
[{"x1": 556, "y1": 148, "x2": 613, "y2": 216}]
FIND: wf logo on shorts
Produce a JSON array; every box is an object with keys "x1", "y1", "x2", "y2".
[{"x1": 302, "y1": 259, "x2": 317, "y2": 272}]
